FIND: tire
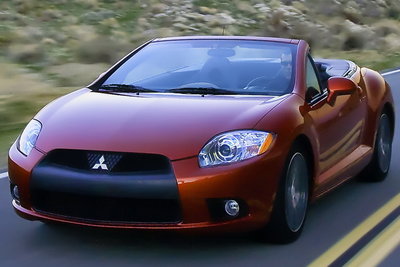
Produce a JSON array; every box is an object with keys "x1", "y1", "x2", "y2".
[
  {"x1": 360, "y1": 113, "x2": 392, "y2": 182},
  {"x1": 260, "y1": 144, "x2": 310, "y2": 243}
]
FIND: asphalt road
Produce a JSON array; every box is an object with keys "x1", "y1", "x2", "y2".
[{"x1": 0, "y1": 71, "x2": 399, "y2": 267}]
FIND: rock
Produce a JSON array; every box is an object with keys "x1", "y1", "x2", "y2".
[
  {"x1": 184, "y1": 12, "x2": 204, "y2": 21},
  {"x1": 256, "y1": 13, "x2": 267, "y2": 21},
  {"x1": 63, "y1": 25, "x2": 98, "y2": 41},
  {"x1": 111, "y1": 30, "x2": 130, "y2": 42},
  {"x1": 151, "y1": 3, "x2": 168, "y2": 14},
  {"x1": 205, "y1": 13, "x2": 236, "y2": 27},
  {"x1": 303, "y1": 0, "x2": 340, "y2": 16},
  {"x1": 343, "y1": 1, "x2": 362, "y2": 23},
  {"x1": 63, "y1": 15, "x2": 79, "y2": 24},
  {"x1": 141, "y1": 27, "x2": 176, "y2": 39},
  {"x1": 41, "y1": 38, "x2": 57, "y2": 45},
  {"x1": 0, "y1": 25, "x2": 15, "y2": 46},
  {"x1": 217, "y1": 13, "x2": 236, "y2": 25},
  {"x1": 74, "y1": 36, "x2": 129, "y2": 64},
  {"x1": 198, "y1": 6, "x2": 218, "y2": 15},
  {"x1": 100, "y1": 18, "x2": 119, "y2": 29},
  {"x1": 193, "y1": 23, "x2": 209, "y2": 32},
  {"x1": 12, "y1": 0, "x2": 36, "y2": 15},
  {"x1": 360, "y1": 1, "x2": 386, "y2": 18},
  {"x1": 14, "y1": 26, "x2": 44, "y2": 42},
  {"x1": 80, "y1": 10, "x2": 116, "y2": 24},
  {"x1": 138, "y1": 18, "x2": 151, "y2": 29},
  {"x1": 239, "y1": 17, "x2": 257, "y2": 26},
  {"x1": 0, "y1": 11, "x2": 18, "y2": 21},
  {"x1": 237, "y1": 2, "x2": 257, "y2": 14},
  {"x1": 154, "y1": 13, "x2": 168, "y2": 18},
  {"x1": 382, "y1": 33, "x2": 400, "y2": 51},
  {"x1": 173, "y1": 23, "x2": 198, "y2": 31},
  {"x1": 254, "y1": 3, "x2": 271, "y2": 13},
  {"x1": 210, "y1": 27, "x2": 224, "y2": 35},
  {"x1": 291, "y1": 1, "x2": 308, "y2": 13},
  {"x1": 341, "y1": 20, "x2": 374, "y2": 50},
  {"x1": 173, "y1": 16, "x2": 189, "y2": 24},
  {"x1": 52, "y1": 0, "x2": 68, "y2": 3},
  {"x1": 76, "y1": 0, "x2": 99, "y2": 8},
  {"x1": 373, "y1": 19, "x2": 400, "y2": 37},
  {"x1": 343, "y1": 20, "x2": 370, "y2": 34},
  {"x1": 40, "y1": 9, "x2": 63, "y2": 21},
  {"x1": 47, "y1": 31, "x2": 68, "y2": 43}
]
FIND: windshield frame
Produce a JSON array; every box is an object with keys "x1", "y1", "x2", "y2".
[{"x1": 89, "y1": 38, "x2": 298, "y2": 96}]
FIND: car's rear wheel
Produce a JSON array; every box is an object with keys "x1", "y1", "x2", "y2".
[
  {"x1": 361, "y1": 113, "x2": 392, "y2": 182},
  {"x1": 260, "y1": 144, "x2": 309, "y2": 243}
]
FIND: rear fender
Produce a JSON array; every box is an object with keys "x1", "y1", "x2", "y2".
[{"x1": 360, "y1": 68, "x2": 394, "y2": 147}]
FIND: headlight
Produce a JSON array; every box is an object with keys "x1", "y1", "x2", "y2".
[
  {"x1": 199, "y1": 130, "x2": 274, "y2": 167},
  {"x1": 18, "y1": 119, "x2": 42, "y2": 156}
]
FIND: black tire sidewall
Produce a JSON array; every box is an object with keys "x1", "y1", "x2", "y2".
[
  {"x1": 260, "y1": 143, "x2": 310, "y2": 243},
  {"x1": 360, "y1": 113, "x2": 392, "y2": 182}
]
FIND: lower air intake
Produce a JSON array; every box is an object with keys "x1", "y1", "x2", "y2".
[{"x1": 31, "y1": 189, "x2": 182, "y2": 224}]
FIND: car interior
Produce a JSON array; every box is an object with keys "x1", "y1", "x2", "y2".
[{"x1": 314, "y1": 59, "x2": 354, "y2": 90}]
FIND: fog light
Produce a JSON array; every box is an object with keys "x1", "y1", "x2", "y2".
[{"x1": 224, "y1": 200, "x2": 239, "y2": 217}]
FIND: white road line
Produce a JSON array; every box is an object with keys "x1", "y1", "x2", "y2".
[
  {"x1": 382, "y1": 69, "x2": 400, "y2": 76},
  {"x1": 0, "y1": 172, "x2": 8, "y2": 179}
]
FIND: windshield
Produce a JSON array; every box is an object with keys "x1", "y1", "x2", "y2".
[{"x1": 101, "y1": 40, "x2": 297, "y2": 96}]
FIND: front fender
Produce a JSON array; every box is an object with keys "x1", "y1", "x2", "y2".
[{"x1": 253, "y1": 94, "x2": 319, "y2": 180}]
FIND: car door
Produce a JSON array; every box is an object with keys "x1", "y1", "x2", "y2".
[{"x1": 306, "y1": 55, "x2": 367, "y2": 176}]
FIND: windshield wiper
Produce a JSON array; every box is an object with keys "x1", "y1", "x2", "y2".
[
  {"x1": 166, "y1": 87, "x2": 238, "y2": 96},
  {"x1": 97, "y1": 84, "x2": 159, "y2": 95}
]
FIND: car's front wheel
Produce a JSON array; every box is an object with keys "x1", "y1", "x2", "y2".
[{"x1": 260, "y1": 144, "x2": 309, "y2": 243}]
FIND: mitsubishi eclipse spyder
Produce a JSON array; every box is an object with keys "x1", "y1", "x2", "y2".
[{"x1": 8, "y1": 36, "x2": 395, "y2": 243}]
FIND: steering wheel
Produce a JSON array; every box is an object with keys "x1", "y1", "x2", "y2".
[{"x1": 244, "y1": 76, "x2": 272, "y2": 90}]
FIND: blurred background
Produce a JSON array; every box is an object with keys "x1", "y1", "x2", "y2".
[{"x1": 1, "y1": 0, "x2": 400, "y2": 167}]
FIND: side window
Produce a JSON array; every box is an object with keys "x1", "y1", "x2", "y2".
[{"x1": 306, "y1": 55, "x2": 322, "y2": 102}]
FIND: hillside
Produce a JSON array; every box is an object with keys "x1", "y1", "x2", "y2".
[{"x1": 1, "y1": 0, "x2": 400, "y2": 84}]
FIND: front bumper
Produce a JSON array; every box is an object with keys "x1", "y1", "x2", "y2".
[{"x1": 8, "y1": 141, "x2": 287, "y2": 233}]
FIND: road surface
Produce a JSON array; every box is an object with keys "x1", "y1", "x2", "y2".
[{"x1": 0, "y1": 70, "x2": 399, "y2": 267}]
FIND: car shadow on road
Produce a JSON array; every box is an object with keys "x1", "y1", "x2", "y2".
[{"x1": 32, "y1": 221, "x2": 263, "y2": 252}]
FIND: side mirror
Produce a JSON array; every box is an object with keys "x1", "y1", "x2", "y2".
[{"x1": 327, "y1": 77, "x2": 357, "y2": 104}]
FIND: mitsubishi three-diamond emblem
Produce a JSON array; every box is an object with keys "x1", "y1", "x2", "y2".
[
  {"x1": 87, "y1": 152, "x2": 123, "y2": 171},
  {"x1": 92, "y1": 155, "x2": 108, "y2": 170}
]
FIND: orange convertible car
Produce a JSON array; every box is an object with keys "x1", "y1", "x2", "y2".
[{"x1": 8, "y1": 36, "x2": 395, "y2": 242}]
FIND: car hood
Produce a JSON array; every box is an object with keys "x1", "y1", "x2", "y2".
[{"x1": 35, "y1": 89, "x2": 288, "y2": 160}]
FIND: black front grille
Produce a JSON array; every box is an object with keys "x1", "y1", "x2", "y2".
[
  {"x1": 31, "y1": 149, "x2": 181, "y2": 224},
  {"x1": 32, "y1": 189, "x2": 181, "y2": 223},
  {"x1": 42, "y1": 149, "x2": 172, "y2": 173}
]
